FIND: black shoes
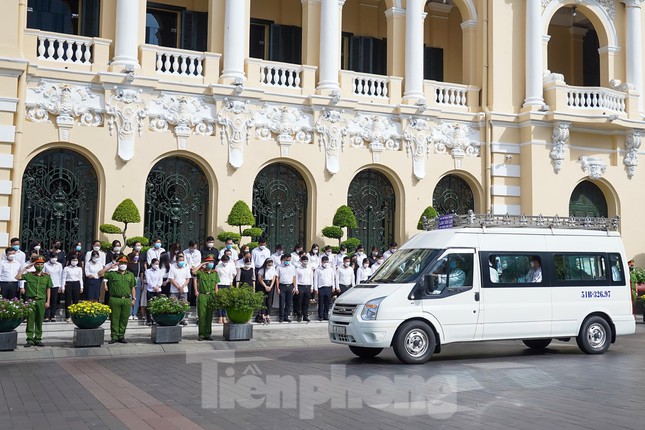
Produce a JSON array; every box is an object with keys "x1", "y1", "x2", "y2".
[
  {"x1": 204, "y1": 336, "x2": 213, "y2": 341},
  {"x1": 283, "y1": 318, "x2": 292, "y2": 323},
  {"x1": 108, "y1": 340, "x2": 117, "y2": 344},
  {"x1": 117, "y1": 338, "x2": 127, "y2": 344},
  {"x1": 24, "y1": 342, "x2": 33, "y2": 348},
  {"x1": 303, "y1": 317, "x2": 310, "y2": 322},
  {"x1": 34, "y1": 342, "x2": 44, "y2": 347}
]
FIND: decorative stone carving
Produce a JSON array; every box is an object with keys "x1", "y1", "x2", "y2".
[
  {"x1": 315, "y1": 108, "x2": 347, "y2": 175},
  {"x1": 550, "y1": 122, "x2": 570, "y2": 173},
  {"x1": 624, "y1": 130, "x2": 641, "y2": 179},
  {"x1": 105, "y1": 87, "x2": 147, "y2": 162},
  {"x1": 543, "y1": 0, "x2": 616, "y2": 20},
  {"x1": 254, "y1": 104, "x2": 313, "y2": 157},
  {"x1": 25, "y1": 82, "x2": 103, "y2": 141},
  {"x1": 149, "y1": 95, "x2": 215, "y2": 150},
  {"x1": 543, "y1": 70, "x2": 565, "y2": 84},
  {"x1": 347, "y1": 114, "x2": 401, "y2": 163},
  {"x1": 217, "y1": 97, "x2": 254, "y2": 169},
  {"x1": 579, "y1": 156, "x2": 607, "y2": 180},
  {"x1": 431, "y1": 122, "x2": 480, "y2": 169},
  {"x1": 403, "y1": 118, "x2": 433, "y2": 180}
]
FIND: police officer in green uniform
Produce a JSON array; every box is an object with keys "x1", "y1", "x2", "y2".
[
  {"x1": 191, "y1": 254, "x2": 219, "y2": 341},
  {"x1": 98, "y1": 256, "x2": 136, "y2": 344},
  {"x1": 16, "y1": 256, "x2": 52, "y2": 347}
]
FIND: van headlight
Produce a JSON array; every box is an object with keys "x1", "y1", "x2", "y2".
[{"x1": 361, "y1": 297, "x2": 385, "y2": 321}]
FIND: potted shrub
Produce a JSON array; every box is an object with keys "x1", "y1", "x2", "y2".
[
  {"x1": 211, "y1": 285, "x2": 265, "y2": 340},
  {"x1": 68, "y1": 302, "x2": 111, "y2": 329},
  {"x1": 0, "y1": 298, "x2": 34, "y2": 332},
  {"x1": 148, "y1": 295, "x2": 190, "y2": 326}
]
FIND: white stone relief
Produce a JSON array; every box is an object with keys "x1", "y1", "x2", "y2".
[
  {"x1": 217, "y1": 97, "x2": 253, "y2": 169},
  {"x1": 254, "y1": 104, "x2": 313, "y2": 157},
  {"x1": 25, "y1": 82, "x2": 103, "y2": 141},
  {"x1": 542, "y1": 0, "x2": 616, "y2": 20},
  {"x1": 550, "y1": 122, "x2": 570, "y2": 173},
  {"x1": 105, "y1": 87, "x2": 147, "y2": 162},
  {"x1": 403, "y1": 118, "x2": 433, "y2": 180},
  {"x1": 579, "y1": 156, "x2": 607, "y2": 180},
  {"x1": 624, "y1": 130, "x2": 641, "y2": 179},
  {"x1": 347, "y1": 114, "x2": 401, "y2": 163},
  {"x1": 543, "y1": 70, "x2": 565, "y2": 84},
  {"x1": 149, "y1": 95, "x2": 215, "y2": 150},
  {"x1": 431, "y1": 122, "x2": 480, "y2": 169},
  {"x1": 315, "y1": 108, "x2": 347, "y2": 175}
]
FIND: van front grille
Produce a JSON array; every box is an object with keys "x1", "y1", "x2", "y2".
[{"x1": 332, "y1": 304, "x2": 358, "y2": 316}]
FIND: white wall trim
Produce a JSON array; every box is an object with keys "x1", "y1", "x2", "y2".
[
  {"x1": 491, "y1": 204, "x2": 521, "y2": 216},
  {"x1": 0, "y1": 207, "x2": 10, "y2": 221},
  {"x1": 0, "y1": 125, "x2": 15, "y2": 143},
  {"x1": 491, "y1": 164, "x2": 521, "y2": 178},
  {"x1": 491, "y1": 185, "x2": 521, "y2": 197},
  {"x1": 0, "y1": 97, "x2": 18, "y2": 112},
  {"x1": 0, "y1": 233, "x2": 8, "y2": 247},
  {"x1": 0, "y1": 180, "x2": 11, "y2": 195},
  {"x1": 0, "y1": 154, "x2": 14, "y2": 168}
]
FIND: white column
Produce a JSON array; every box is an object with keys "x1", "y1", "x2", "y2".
[
  {"x1": 624, "y1": 0, "x2": 644, "y2": 113},
  {"x1": 221, "y1": 0, "x2": 246, "y2": 81},
  {"x1": 318, "y1": 0, "x2": 345, "y2": 92},
  {"x1": 523, "y1": 0, "x2": 544, "y2": 107},
  {"x1": 403, "y1": 0, "x2": 425, "y2": 101},
  {"x1": 111, "y1": 0, "x2": 140, "y2": 68}
]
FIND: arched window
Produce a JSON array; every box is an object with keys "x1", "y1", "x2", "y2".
[
  {"x1": 347, "y1": 169, "x2": 395, "y2": 250},
  {"x1": 569, "y1": 181, "x2": 607, "y2": 217},
  {"x1": 144, "y1": 157, "x2": 209, "y2": 246},
  {"x1": 253, "y1": 163, "x2": 308, "y2": 249},
  {"x1": 21, "y1": 149, "x2": 98, "y2": 251},
  {"x1": 433, "y1": 174, "x2": 474, "y2": 215}
]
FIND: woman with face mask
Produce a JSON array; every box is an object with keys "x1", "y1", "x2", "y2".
[
  {"x1": 107, "y1": 240, "x2": 122, "y2": 266},
  {"x1": 43, "y1": 251, "x2": 63, "y2": 322},
  {"x1": 235, "y1": 257, "x2": 256, "y2": 288},
  {"x1": 256, "y1": 258, "x2": 276, "y2": 324},
  {"x1": 127, "y1": 242, "x2": 146, "y2": 321},
  {"x1": 84, "y1": 250, "x2": 104, "y2": 302},
  {"x1": 62, "y1": 254, "x2": 84, "y2": 322},
  {"x1": 308, "y1": 244, "x2": 320, "y2": 270},
  {"x1": 47, "y1": 239, "x2": 67, "y2": 268},
  {"x1": 30, "y1": 241, "x2": 44, "y2": 257}
]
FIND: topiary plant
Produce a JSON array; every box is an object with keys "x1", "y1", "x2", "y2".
[
  {"x1": 242, "y1": 227, "x2": 263, "y2": 241},
  {"x1": 99, "y1": 199, "x2": 141, "y2": 251},
  {"x1": 126, "y1": 236, "x2": 150, "y2": 247},
  {"x1": 417, "y1": 206, "x2": 438, "y2": 230},
  {"x1": 333, "y1": 205, "x2": 358, "y2": 229},
  {"x1": 341, "y1": 237, "x2": 361, "y2": 253},
  {"x1": 217, "y1": 231, "x2": 242, "y2": 245},
  {"x1": 227, "y1": 201, "x2": 255, "y2": 236},
  {"x1": 322, "y1": 226, "x2": 344, "y2": 246}
]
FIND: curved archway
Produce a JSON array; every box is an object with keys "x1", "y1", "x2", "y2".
[
  {"x1": 144, "y1": 157, "x2": 209, "y2": 246},
  {"x1": 253, "y1": 163, "x2": 308, "y2": 249},
  {"x1": 542, "y1": 0, "x2": 617, "y2": 48},
  {"x1": 433, "y1": 174, "x2": 475, "y2": 215},
  {"x1": 347, "y1": 169, "x2": 396, "y2": 250},
  {"x1": 20, "y1": 148, "x2": 98, "y2": 251},
  {"x1": 569, "y1": 180, "x2": 608, "y2": 217}
]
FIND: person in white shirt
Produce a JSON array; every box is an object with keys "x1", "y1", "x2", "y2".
[
  {"x1": 167, "y1": 253, "x2": 192, "y2": 326},
  {"x1": 354, "y1": 245, "x2": 367, "y2": 268},
  {"x1": 2, "y1": 238, "x2": 27, "y2": 265},
  {"x1": 336, "y1": 256, "x2": 355, "y2": 295},
  {"x1": 314, "y1": 256, "x2": 335, "y2": 320},
  {"x1": 290, "y1": 244, "x2": 304, "y2": 268},
  {"x1": 0, "y1": 248, "x2": 24, "y2": 300},
  {"x1": 44, "y1": 255, "x2": 63, "y2": 322},
  {"x1": 84, "y1": 240, "x2": 106, "y2": 266},
  {"x1": 276, "y1": 254, "x2": 297, "y2": 322},
  {"x1": 219, "y1": 239, "x2": 239, "y2": 262},
  {"x1": 62, "y1": 257, "x2": 84, "y2": 322},
  {"x1": 251, "y1": 238, "x2": 271, "y2": 274},
  {"x1": 294, "y1": 255, "x2": 314, "y2": 322},
  {"x1": 84, "y1": 250, "x2": 104, "y2": 301},
  {"x1": 308, "y1": 244, "x2": 320, "y2": 271},
  {"x1": 372, "y1": 255, "x2": 385, "y2": 272},
  {"x1": 146, "y1": 238, "x2": 166, "y2": 267},
  {"x1": 356, "y1": 257, "x2": 373, "y2": 285},
  {"x1": 383, "y1": 242, "x2": 398, "y2": 260},
  {"x1": 215, "y1": 255, "x2": 237, "y2": 323},
  {"x1": 183, "y1": 241, "x2": 202, "y2": 306},
  {"x1": 144, "y1": 258, "x2": 165, "y2": 325},
  {"x1": 255, "y1": 258, "x2": 276, "y2": 324},
  {"x1": 270, "y1": 244, "x2": 284, "y2": 267},
  {"x1": 335, "y1": 246, "x2": 347, "y2": 269}
]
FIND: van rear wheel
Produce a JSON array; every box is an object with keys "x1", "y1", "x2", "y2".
[
  {"x1": 522, "y1": 339, "x2": 552, "y2": 350},
  {"x1": 576, "y1": 316, "x2": 611, "y2": 354},
  {"x1": 348, "y1": 346, "x2": 383, "y2": 359},
  {"x1": 392, "y1": 321, "x2": 436, "y2": 364}
]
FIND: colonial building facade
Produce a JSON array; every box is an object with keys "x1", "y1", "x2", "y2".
[{"x1": 1, "y1": 0, "x2": 644, "y2": 260}]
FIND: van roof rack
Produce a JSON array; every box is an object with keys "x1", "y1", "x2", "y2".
[{"x1": 422, "y1": 211, "x2": 620, "y2": 232}]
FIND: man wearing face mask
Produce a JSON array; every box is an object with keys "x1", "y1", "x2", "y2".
[
  {"x1": 356, "y1": 257, "x2": 373, "y2": 284},
  {"x1": 2, "y1": 238, "x2": 26, "y2": 265},
  {"x1": 192, "y1": 255, "x2": 220, "y2": 340},
  {"x1": 200, "y1": 236, "x2": 219, "y2": 264},
  {"x1": 276, "y1": 254, "x2": 297, "y2": 323},
  {"x1": 294, "y1": 255, "x2": 313, "y2": 322},
  {"x1": 336, "y1": 256, "x2": 355, "y2": 295},
  {"x1": 220, "y1": 239, "x2": 239, "y2": 261},
  {"x1": 0, "y1": 248, "x2": 23, "y2": 300},
  {"x1": 251, "y1": 238, "x2": 271, "y2": 276},
  {"x1": 85, "y1": 240, "x2": 106, "y2": 266},
  {"x1": 270, "y1": 244, "x2": 284, "y2": 267},
  {"x1": 383, "y1": 242, "x2": 398, "y2": 261},
  {"x1": 168, "y1": 253, "x2": 191, "y2": 302},
  {"x1": 146, "y1": 238, "x2": 165, "y2": 266},
  {"x1": 16, "y1": 256, "x2": 52, "y2": 347},
  {"x1": 215, "y1": 255, "x2": 237, "y2": 323},
  {"x1": 372, "y1": 254, "x2": 385, "y2": 271},
  {"x1": 314, "y1": 255, "x2": 335, "y2": 321},
  {"x1": 43, "y1": 252, "x2": 63, "y2": 322},
  {"x1": 99, "y1": 256, "x2": 136, "y2": 344}
]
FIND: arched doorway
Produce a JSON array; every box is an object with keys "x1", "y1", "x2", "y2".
[
  {"x1": 347, "y1": 169, "x2": 395, "y2": 250},
  {"x1": 144, "y1": 157, "x2": 209, "y2": 246},
  {"x1": 20, "y1": 149, "x2": 98, "y2": 251},
  {"x1": 433, "y1": 174, "x2": 474, "y2": 215},
  {"x1": 569, "y1": 181, "x2": 607, "y2": 217},
  {"x1": 253, "y1": 163, "x2": 307, "y2": 249}
]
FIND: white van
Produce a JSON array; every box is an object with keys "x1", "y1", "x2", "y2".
[{"x1": 328, "y1": 214, "x2": 636, "y2": 364}]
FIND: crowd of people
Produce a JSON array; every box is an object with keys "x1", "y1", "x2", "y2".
[{"x1": 0, "y1": 235, "x2": 399, "y2": 345}]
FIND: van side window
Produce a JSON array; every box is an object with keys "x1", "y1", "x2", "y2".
[
  {"x1": 608, "y1": 253, "x2": 625, "y2": 284},
  {"x1": 554, "y1": 254, "x2": 606, "y2": 281},
  {"x1": 429, "y1": 254, "x2": 474, "y2": 295},
  {"x1": 488, "y1": 254, "x2": 543, "y2": 284}
]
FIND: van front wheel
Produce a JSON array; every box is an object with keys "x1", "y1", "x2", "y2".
[
  {"x1": 522, "y1": 339, "x2": 552, "y2": 350},
  {"x1": 393, "y1": 321, "x2": 436, "y2": 364},
  {"x1": 576, "y1": 316, "x2": 611, "y2": 354},
  {"x1": 348, "y1": 346, "x2": 383, "y2": 359}
]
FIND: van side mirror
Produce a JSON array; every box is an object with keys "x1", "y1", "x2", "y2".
[{"x1": 424, "y1": 274, "x2": 436, "y2": 293}]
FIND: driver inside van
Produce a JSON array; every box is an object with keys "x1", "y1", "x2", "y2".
[{"x1": 433, "y1": 257, "x2": 467, "y2": 292}]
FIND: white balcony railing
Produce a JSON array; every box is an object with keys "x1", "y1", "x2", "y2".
[
  {"x1": 34, "y1": 32, "x2": 94, "y2": 64},
  {"x1": 566, "y1": 86, "x2": 626, "y2": 113},
  {"x1": 352, "y1": 73, "x2": 389, "y2": 98},
  {"x1": 154, "y1": 47, "x2": 205, "y2": 77},
  {"x1": 258, "y1": 60, "x2": 303, "y2": 89},
  {"x1": 433, "y1": 82, "x2": 469, "y2": 108}
]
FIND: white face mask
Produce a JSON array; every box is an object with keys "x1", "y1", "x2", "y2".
[
  {"x1": 377, "y1": 259, "x2": 384, "y2": 265},
  {"x1": 344, "y1": 262, "x2": 350, "y2": 267},
  {"x1": 322, "y1": 263, "x2": 329, "y2": 268},
  {"x1": 113, "y1": 246, "x2": 121, "y2": 253},
  {"x1": 135, "y1": 246, "x2": 142, "y2": 251},
  {"x1": 152, "y1": 264, "x2": 160, "y2": 270},
  {"x1": 207, "y1": 242, "x2": 214, "y2": 248},
  {"x1": 118, "y1": 264, "x2": 127, "y2": 271},
  {"x1": 92, "y1": 257, "x2": 99, "y2": 263},
  {"x1": 93, "y1": 246, "x2": 100, "y2": 252},
  {"x1": 50, "y1": 258, "x2": 57, "y2": 264},
  {"x1": 34, "y1": 246, "x2": 41, "y2": 251},
  {"x1": 71, "y1": 261, "x2": 78, "y2": 267},
  {"x1": 7, "y1": 254, "x2": 15, "y2": 261},
  {"x1": 363, "y1": 264, "x2": 369, "y2": 268}
]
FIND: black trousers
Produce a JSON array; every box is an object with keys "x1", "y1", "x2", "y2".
[
  {"x1": 45, "y1": 287, "x2": 60, "y2": 320},
  {"x1": 278, "y1": 283, "x2": 293, "y2": 321},
  {"x1": 64, "y1": 281, "x2": 81, "y2": 319},
  {"x1": 339, "y1": 284, "x2": 351, "y2": 295},
  {"x1": 0, "y1": 281, "x2": 19, "y2": 300},
  {"x1": 317, "y1": 286, "x2": 332, "y2": 319},
  {"x1": 293, "y1": 285, "x2": 311, "y2": 319}
]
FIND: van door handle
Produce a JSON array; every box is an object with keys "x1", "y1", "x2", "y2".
[{"x1": 474, "y1": 292, "x2": 480, "y2": 302}]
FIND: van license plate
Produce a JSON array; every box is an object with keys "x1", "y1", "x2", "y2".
[{"x1": 332, "y1": 325, "x2": 346, "y2": 335}]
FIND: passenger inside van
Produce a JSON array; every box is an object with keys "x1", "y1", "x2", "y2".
[
  {"x1": 489, "y1": 255, "x2": 499, "y2": 283},
  {"x1": 525, "y1": 256, "x2": 542, "y2": 283}
]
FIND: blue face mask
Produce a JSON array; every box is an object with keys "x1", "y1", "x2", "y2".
[
  {"x1": 12, "y1": 245, "x2": 19, "y2": 251},
  {"x1": 284, "y1": 260, "x2": 291, "y2": 266},
  {"x1": 75, "y1": 245, "x2": 81, "y2": 251},
  {"x1": 178, "y1": 261, "x2": 186, "y2": 268},
  {"x1": 449, "y1": 261, "x2": 457, "y2": 270},
  {"x1": 207, "y1": 263, "x2": 214, "y2": 269},
  {"x1": 226, "y1": 244, "x2": 233, "y2": 250},
  {"x1": 154, "y1": 243, "x2": 161, "y2": 249}
]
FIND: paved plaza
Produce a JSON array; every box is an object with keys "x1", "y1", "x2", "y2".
[{"x1": 0, "y1": 321, "x2": 644, "y2": 429}]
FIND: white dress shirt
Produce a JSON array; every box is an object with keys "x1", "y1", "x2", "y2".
[
  {"x1": 276, "y1": 263, "x2": 296, "y2": 285},
  {"x1": 336, "y1": 266, "x2": 355, "y2": 290},
  {"x1": 0, "y1": 259, "x2": 23, "y2": 282},
  {"x1": 219, "y1": 247, "x2": 239, "y2": 261},
  {"x1": 383, "y1": 249, "x2": 396, "y2": 260},
  {"x1": 295, "y1": 266, "x2": 314, "y2": 293},
  {"x1": 216, "y1": 261, "x2": 237, "y2": 286},
  {"x1": 314, "y1": 265, "x2": 336, "y2": 291},
  {"x1": 44, "y1": 261, "x2": 63, "y2": 288},
  {"x1": 145, "y1": 267, "x2": 165, "y2": 292},
  {"x1": 1, "y1": 249, "x2": 26, "y2": 265},
  {"x1": 62, "y1": 266, "x2": 84, "y2": 290},
  {"x1": 168, "y1": 264, "x2": 192, "y2": 293},
  {"x1": 146, "y1": 247, "x2": 165, "y2": 266},
  {"x1": 85, "y1": 261, "x2": 104, "y2": 279},
  {"x1": 335, "y1": 253, "x2": 347, "y2": 268},
  {"x1": 251, "y1": 246, "x2": 271, "y2": 268},
  {"x1": 356, "y1": 265, "x2": 373, "y2": 284},
  {"x1": 308, "y1": 253, "x2": 320, "y2": 270},
  {"x1": 85, "y1": 249, "x2": 106, "y2": 266},
  {"x1": 355, "y1": 252, "x2": 368, "y2": 265},
  {"x1": 183, "y1": 248, "x2": 202, "y2": 269},
  {"x1": 270, "y1": 252, "x2": 283, "y2": 267},
  {"x1": 259, "y1": 266, "x2": 276, "y2": 283}
]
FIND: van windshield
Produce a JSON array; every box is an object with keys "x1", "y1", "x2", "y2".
[{"x1": 370, "y1": 249, "x2": 440, "y2": 283}]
